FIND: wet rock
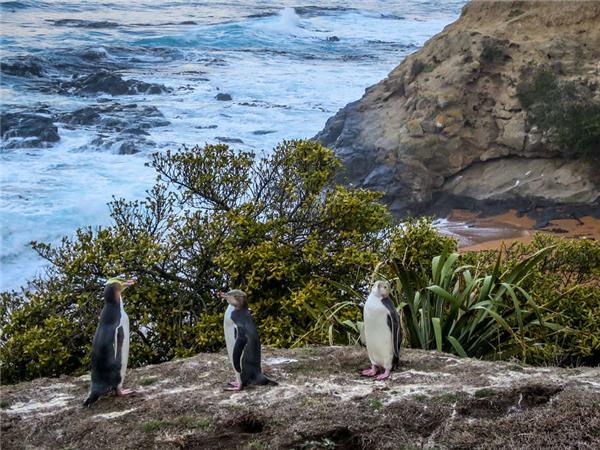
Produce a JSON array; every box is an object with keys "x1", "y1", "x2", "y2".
[
  {"x1": 0, "y1": 112, "x2": 60, "y2": 148},
  {"x1": 56, "y1": 103, "x2": 168, "y2": 153},
  {"x1": 59, "y1": 106, "x2": 100, "y2": 125},
  {"x1": 215, "y1": 93, "x2": 232, "y2": 101},
  {"x1": 215, "y1": 136, "x2": 243, "y2": 144},
  {"x1": 58, "y1": 70, "x2": 169, "y2": 96},
  {"x1": 59, "y1": 103, "x2": 169, "y2": 131},
  {"x1": 117, "y1": 141, "x2": 140, "y2": 155},
  {"x1": 0, "y1": 56, "x2": 45, "y2": 77},
  {"x1": 327, "y1": 35, "x2": 340, "y2": 42},
  {"x1": 90, "y1": 133, "x2": 155, "y2": 154}
]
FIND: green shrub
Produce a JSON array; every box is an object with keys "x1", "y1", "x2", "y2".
[
  {"x1": 141, "y1": 419, "x2": 168, "y2": 432},
  {"x1": 517, "y1": 68, "x2": 600, "y2": 158},
  {"x1": 463, "y1": 234, "x2": 600, "y2": 365},
  {"x1": 411, "y1": 59, "x2": 426, "y2": 77},
  {"x1": 481, "y1": 44, "x2": 505, "y2": 64},
  {"x1": 508, "y1": 9, "x2": 524, "y2": 18},
  {"x1": 390, "y1": 249, "x2": 557, "y2": 360},
  {"x1": 0, "y1": 140, "x2": 391, "y2": 384},
  {"x1": 387, "y1": 217, "x2": 457, "y2": 286}
]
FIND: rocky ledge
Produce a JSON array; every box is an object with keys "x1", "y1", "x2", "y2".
[
  {"x1": 1, "y1": 347, "x2": 599, "y2": 449},
  {"x1": 315, "y1": 1, "x2": 600, "y2": 219}
]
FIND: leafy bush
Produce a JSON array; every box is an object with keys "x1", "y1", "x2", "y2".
[
  {"x1": 387, "y1": 217, "x2": 457, "y2": 287},
  {"x1": 0, "y1": 140, "x2": 392, "y2": 383},
  {"x1": 480, "y1": 44, "x2": 505, "y2": 64},
  {"x1": 508, "y1": 9, "x2": 524, "y2": 18},
  {"x1": 463, "y1": 234, "x2": 600, "y2": 365},
  {"x1": 517, "y1": 68, "x2": 600, "y2": 158},
  {"x1": 391, "y1": 249, "x2": 557, "y2": 360}
]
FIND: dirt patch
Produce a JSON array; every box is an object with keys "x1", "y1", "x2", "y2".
[{"x1": 457, "y1": 384, "x2": 563, "y2": 418}]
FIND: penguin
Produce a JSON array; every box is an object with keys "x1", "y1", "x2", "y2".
[
  {"x1": 361, "y1": 280, "x2": 401, "y2": 380},
  {"x1": 84, "y1": 277, "x2": 136, "y2": 406},
  {"x1": 219, "y1": 289, "x2": 277, "y2": 391}
]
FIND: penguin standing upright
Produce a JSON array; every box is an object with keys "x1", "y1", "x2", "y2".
[
  {"x1": 84, "y1": 278, "x2": 136, "y2": 406},
  {"x1": 219, "y1": 290, "x2": 276, "y2": 391},
  {"x1": 361, "y1": 280, "x2": 401, "y2": 380}
]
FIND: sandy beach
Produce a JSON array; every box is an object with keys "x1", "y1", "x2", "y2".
[{"x1": 439, "y1": 209, "x2": 600, "y2": 252}]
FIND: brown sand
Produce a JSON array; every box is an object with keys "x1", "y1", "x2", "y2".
[{"x1": 438, "y1": 209, "x2": 600, "y2": 252}]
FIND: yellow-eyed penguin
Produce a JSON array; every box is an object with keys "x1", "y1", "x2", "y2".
[
  {"x1": 219, "y1": 289, "x2": 277, "y2": 391},
  {"x1": 84, "y1": 277, "x2": 135, "y2": 406},
  {"x1": 361, "y1": 280, "x2": 401, "y2": 380}
]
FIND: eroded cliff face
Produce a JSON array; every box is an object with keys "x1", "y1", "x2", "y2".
[{"x1": 316, "y1": 0, "x2": 600, "y2": 217}]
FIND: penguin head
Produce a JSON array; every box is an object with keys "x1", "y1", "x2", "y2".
[
  {"x1": 218, "y1": 289, "x2": 248, "y2": 309},
  {"x1": 104, "y1": 277, "x2": 136, "y2": 304},
  {"x1": 371, "y1": 280, "x2": 390, "y2": 299}
]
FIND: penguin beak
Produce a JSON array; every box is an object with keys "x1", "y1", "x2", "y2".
[{"x1": 121, "y1": 279, "x2": 136, "y2": 290}]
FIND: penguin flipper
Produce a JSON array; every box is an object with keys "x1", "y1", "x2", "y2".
[
  {"x1": 232, "y1": 326, "x2": 248, "y2": 374},
  {"x1": 383, "y1": 297, "x2": 402, "y2": 368}
]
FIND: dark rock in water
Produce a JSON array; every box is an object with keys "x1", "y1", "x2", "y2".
[
  {"x1": 239, "y1": 101, "x2": 289, "y2": 109},
  {"x1": 90, "y1": 133, "x2": 155, "y2": 154},
  {"x1": 59, "y1": 103, "x2": 169, "y2": 131},
  {"x1": 215, "y1": 93, "x2": 232, "y2": 101},
  {"x1": 57, "y1": 103, "x2": 168, "y2": 153},
  {"x1": 0, "y1": 56, "x2": 45, "y2": 77},
  {"x1": 327, "y1": 36, "x2": 340, "y2": 42},
  {"x1": 49, "y1": 19, "x2": 120, "y2": 28},
  {"x1": 195, "y1": 124, "x2": 218, "y2": 129},
  {"x1": 215, "y1": 136, "x2": 243, "y2": 144},
  {"x1": 0, "y1": 112, "x2": 60, "y2": 148},
  {"x1": 252, "y1": 130, "x2": 276, "y2": 135},
  {"x1": 121, "y1": 127, "x2": 150, "y2": 136},
  {"x1": 118, "y1": 141, "x2": 140, "y2": 155},
  {"x1": 58, "y1": 70, "x2": 169, "y2": 96},
  {"x1": 79, "y1": 47, "x2": 109, "y2": 61},
  {"x1": 179, "y1": 20, "x2": 197, "y2": 25},
  {"x1": 60, "y1": 106, "x2": 100, "y2": 125}
]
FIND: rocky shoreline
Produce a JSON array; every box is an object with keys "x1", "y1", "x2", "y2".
[{"x1": 316, "y1": 0, "x2": 600, "y2": 221}]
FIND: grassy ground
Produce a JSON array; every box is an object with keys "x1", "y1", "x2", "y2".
[{"x1": 1, "y1": 346, "x2": 599, "y2": 449}]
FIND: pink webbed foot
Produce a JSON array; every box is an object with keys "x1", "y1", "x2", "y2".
[
  {"x1": 375, "y1": 369, "x2": 391, "y2": 381},
  {"x1": 225, "y1": 381, "x2": 242, "y2": 391},
  {"x1": 116, "y1": 388, "x2": 135, "y2": 396},
  {"x1": 361, "y1": 366, "x2": 380, "y2": 377}
]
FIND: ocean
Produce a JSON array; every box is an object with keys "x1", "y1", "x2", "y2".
[{"x1": 0, "y1": 0, "x2": 465, "y2": 290}]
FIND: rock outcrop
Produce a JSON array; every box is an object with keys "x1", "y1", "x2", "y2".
[
  {"x1": 0, "y1": 112, "x2": 60, "y2": 148},
  {"x1": 57, "y1": 70, "x2": 170, "y2": 97},
  {"x1": 316, "y1": 1, "x2": 600, "y2": 218},
  {"x1": 1, "y1": 347, "x2": 599, "y2": 449}
]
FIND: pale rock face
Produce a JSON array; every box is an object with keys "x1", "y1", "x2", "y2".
[{"x1": 316, "y1": 0, "x2": 600, "y2": 218}]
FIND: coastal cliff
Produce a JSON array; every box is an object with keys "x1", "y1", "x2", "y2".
[{"x1": 316, "y1": 0, "x2": 600, "y2": 218}]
